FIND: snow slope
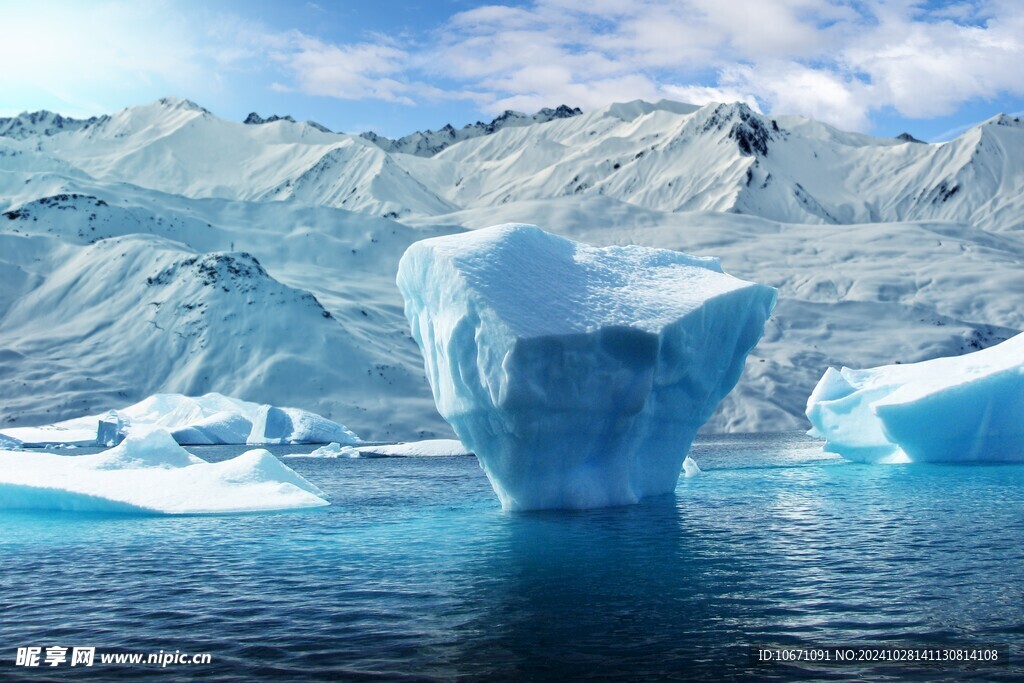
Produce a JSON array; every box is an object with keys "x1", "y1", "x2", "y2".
[
  {"x1": 1, "y1": 96, "x2": 1022, "y2": 438},
  {"x1": 0, "y1": 187, "x2": 461, "y2": 439},
  {"x1": 19, "y1": 98, "x2": 454, "y2": 217},
  {"x1": 8, "y1": 97, "x2": 1023, "y2": 231},
  {"x1": 399, "y1": 101, "x2": 1024, "y2": 232}
]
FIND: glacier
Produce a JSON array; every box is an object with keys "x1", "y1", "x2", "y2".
[
  {"x1": 0, "y1": 393, "x2": 361, "y2": 447},
  {"x1": 397, "y1": 224, "x2": 776, "y2": 510},
  {"x1": 806, "y1": 332, "x2": 1024, "y2": 463},
  {"x1": 0, "y1": 430, "x2": 329, "y2": 514}
]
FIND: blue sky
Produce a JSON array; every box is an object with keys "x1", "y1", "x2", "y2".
[{"x1": 1, "y1": 0, "x2": 1022, "y2": 140}]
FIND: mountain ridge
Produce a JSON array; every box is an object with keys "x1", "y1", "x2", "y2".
[
  {"x1": 1, "y1": 95, "x2": 1021, "y2": 438},
  {"x1": 359, "y1": 104, "x2": 583, "y2": 156}
]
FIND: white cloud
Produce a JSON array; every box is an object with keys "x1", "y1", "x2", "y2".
[
  {"x1": 841, "y1": 8, "x2": 1024, "y2": 118},
  {"x1": 660, "y1": 84, "x2": 761, "y2": 111},
  {"x1": 4, "y1": 0, "x2": 1023, "y2": 133},
  {"x1": 276, "y1": 35, "x2": 416, "y2": 104},
  {"x1": 418, "y1": 0, "x2": 1024, "y2": 130},
  {"x1": 720, "y1": 62, "x2": 872, "y2": 131}
]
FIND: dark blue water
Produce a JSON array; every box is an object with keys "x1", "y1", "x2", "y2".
[{"x1": 2, "y1": 433, "x2": 1023, "y2": 681}]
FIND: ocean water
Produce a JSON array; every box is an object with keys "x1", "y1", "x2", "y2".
[{"x1": 1, "y1": 432, "x2": 1023, "y2": 681}]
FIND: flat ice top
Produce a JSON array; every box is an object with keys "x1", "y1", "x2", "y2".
[
  {"x1": 844, "y1": 331, "x2": 1024, "y2": 407},
  {"x1": 403, "y1": 224, "x2": 759, "y2": 337},
  {"x1": 0, "y1": 430, "x2": 329, "y2": 514}
]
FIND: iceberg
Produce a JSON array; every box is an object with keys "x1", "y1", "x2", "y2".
[
  {"x1": 806, "y1": 332, "x2": 1024, "y2": 463},
  {"x1": 96, "y1": 410, "x2": 128, "y2": 447},
  {"x1": 396, "y1": 224, "x2": 776, "y2": 510},
  {"x1": 682, "y1": 456, "x2": 702, "y2": 477},
  {"x1": 285, "y1": 442, "x2": 361, "y2": 458},
  {"x1": 0, "y1": 393, "x2": 361, "y2": 447},
  {"x1": 0, "y1": 430, "x2": 329, "y2": 514},
  {"x1": 171, "y1": 411, "x2": 253, "y2": 445},
  {"x1": 246, "y1": 405, "x2": 360, "y2": 445},
  {"x1": 286, "y1": 439, "x2": 470, "y2": 459}
]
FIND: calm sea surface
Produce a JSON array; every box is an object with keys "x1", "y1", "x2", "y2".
[{"x1": 1, "y1": 432, "x2": 1022, "y2": 681}]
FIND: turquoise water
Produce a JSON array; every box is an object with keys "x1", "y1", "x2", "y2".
[{"x1": 2, "y1": 432, "x2": 1023, "y2": 681}]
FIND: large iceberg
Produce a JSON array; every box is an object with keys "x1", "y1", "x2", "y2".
[
  {"x1": 0, "y1": 429, "x2": 329, "y2": 514},
  {"x1": 806, "y1": 332, "x2": 1024, "y2": 463},
  {"x1": 396, "y1": 224, "x2": 776, "y2": 510},
  {"x1": 0, "y1": 393, "x2": 361, "y2": 447}
]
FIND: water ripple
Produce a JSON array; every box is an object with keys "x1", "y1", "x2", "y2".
[{"x1": 1, "y1": 434, "x2": 1022, "y2": 680}]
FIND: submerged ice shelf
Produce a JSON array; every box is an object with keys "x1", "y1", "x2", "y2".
[
  {"x1": 806, "y1": 332, "x2": 1024, "y2": 463},
  {"x1": 0, "y1": 430, "x2": 329, "y2": 514},
  {"x1": 397, "y1": 224, "x2": 776, "y2": 510}
]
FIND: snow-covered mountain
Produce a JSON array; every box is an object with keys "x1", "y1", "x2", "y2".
[
  {"x1": 12, "y1": 97, "x2": 1022, "y2": 230},
  {"x1": 0, "y1": 111, "x2": 108, "y2": 139},
  {"x1": 1, "y1": 96, "x2": 1022, "y2": 437},
  {"x1": 360, "y1": 104, "x2": 583, "y2": 157},
  {"x1": 0, "y1": 185, "x2": 460, "y2": 439},
  {"x1": 403, "y1": 100, "x2": 1024, "y2": 232}
]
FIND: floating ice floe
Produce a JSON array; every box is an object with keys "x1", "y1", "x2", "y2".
[
  {"x1": 285, "y1": 442, "x2": 361, "y2": 458},
  {"x1": 286, "y1": 439, "x2": 471, "y2": 459},
  {"x1": 397, "y1": 224, "x2": 775, "y2": 510},
  {"x1": 806, "y1": 332, "x2": 1024, "y2": 463},
  {"x1": 0, "y1": 393, "x2": 361, "y2": 448},
  {"x1": 682, "y1": 456, "x2": 702, "y2": 477},
  {"x1": 356, "y1": 439, "x2": 472, "y2": 458},
  {"x1": 0, "y1": 429, "x2": 329, "y2": 514}
]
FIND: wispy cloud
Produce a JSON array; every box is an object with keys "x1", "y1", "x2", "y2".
[
  {"x1": 3, "y1": 0, "x2": 1023, "y2": 132},
  {"x1": 275, "y1": 35, "x2": 417, "y2": 104},
  {"x1": 417, "y1": 0, "x2": 1024, "y2": 129}
]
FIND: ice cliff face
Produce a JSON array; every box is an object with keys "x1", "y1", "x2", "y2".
[{"x1": 397, "y1": 224, "x2": 776, "y2": 509}]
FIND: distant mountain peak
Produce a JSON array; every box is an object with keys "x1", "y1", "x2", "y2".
[
  {"x1": 699, "y1": 102, "x2": 775, "y2": 156},
  {"x1": 243, "y1": 112, "x2": 333, "y2": 133},
  {"x1": 987, "y1": 113, "x2": 1023, "y2": 128},
  {"x1": 157, "y1": 97, "x2": 209, "y2": 114},
  {"x1": 245, "y1": 112, "x2": 295, "y2": 125},
  {"x1": 896, "y1": 132, "x2": 925, "y2": 143},
  {"x1": 360, "y1": 105, "x2": 583, "y2": 157}
]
